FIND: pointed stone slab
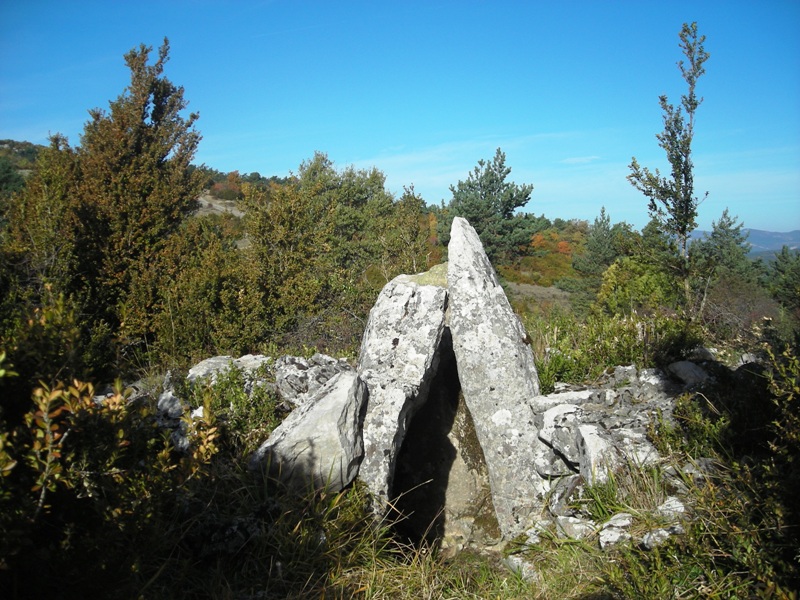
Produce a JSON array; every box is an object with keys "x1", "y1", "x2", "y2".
[
  {"x1": 446, "y1": 217, "x2": 546, "y2": 538},
  {"x1": 356, "y1": 271, "x2": 448, "y2": 513}
]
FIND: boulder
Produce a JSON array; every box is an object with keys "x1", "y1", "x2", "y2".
[
  {"x1": 356, "y1": 272, "x2": 448, "y2": 512},
  {"x1": 446, "y1": 217, "x2": 547, "y2": 538},
  {"x1": 248, "y1": 371, "x2": 367, "y2": 492}
]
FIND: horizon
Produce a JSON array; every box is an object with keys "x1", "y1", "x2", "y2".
[{"x1": 1, "y1": 1, "x2": 798, "y2": 233}]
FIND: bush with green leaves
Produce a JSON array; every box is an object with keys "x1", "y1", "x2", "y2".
[
  {"x1": 523, "y1": 307, "x2": 701, "y2": 392},
  {"x1": 0, "y1": 378, "x2": 219, "y2": 595}
]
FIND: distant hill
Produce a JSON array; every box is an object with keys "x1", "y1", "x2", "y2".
[
  {"x1": 691, "y1": 228, "x2": 800, "y2": 259},
  {"x1": 0, "y1": 139, "x2": 44, "y2": 170},
  {"x1": 744, "y1": 229, "x2": 800, "y2": 255}
]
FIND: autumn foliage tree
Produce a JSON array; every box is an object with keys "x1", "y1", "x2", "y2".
[
  {"x1": 75, "y1": 38, "x2": 203, "y2": 323},
  {"x1": 0, "y1": 39, "x2": 203, "y2": 377}
]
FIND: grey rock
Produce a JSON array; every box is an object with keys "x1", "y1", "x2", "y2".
[
  {"x1": 599, "y1": 526, "x2": 631, "y2": 549},
  {"x1": 523, "y1": 519, "x2": 552, "y2": 545},
  {"x1": 615, "y1": 429, "x2": 660, "y2": 467},
  {"x1": 186, "y1": 354, "x2": 272, "y2": 387},
  {"x1": 538, "y1": 404, "x2": 582, "y2": 464},
  {"x1": 275, "y1": 353, "x2": 353, "y2": 407},
  {"x1": 157, "y1": 389, "x2": 184, "y2": 420},
  {"x1": 603, "y1": 512, "x2": 633, "y2": 529},
  {"x1": 533, "y1": 442, "x2": 574, "y2": 478},
  {"x1": 576, "y1": 424, "x2": 617, "y2": 486},
  {"x1": 641, "y1": 524, "x2": 684, "y2": 550},
  {"x1": 447, "y1": 217, "x2": 546, "y2": 538},
  {"x1": 599, "y1": 512, "x2": 634, "y2": 548},
  {"x1": 186, "y1": 355, "x2": 236, "y2": 384},
  {"x1": 599, "y1": 513, "x2": 633, "y2": 549},
  {"x1": 357, "y1": 272, "x2": 448, "y2": 512},
  {"x1": 503, "y1": 554, "x2": 539, "y2": 582},
  {"x1": 667, "y1": 361, "x2": 710, "y2": 388},
  {"x1": 249, "y1": 371, "x2": 367, "y2": 492},
  {"x1": 656, "y1": 496, "x2": 686, "y2": 521},
  {"x1": 530, "y1": 389, "x2": 595, "y2": 412},
  {"x1": 548, "y1": 474, "x2": 582, "y2": 517},
  {"x1": 555, "y1": 515, "x2": 596, "y2": 539}
]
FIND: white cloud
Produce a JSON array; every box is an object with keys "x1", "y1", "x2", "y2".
[{"x1": 560, "y1": 155, "x2": 602, "y2": 164}]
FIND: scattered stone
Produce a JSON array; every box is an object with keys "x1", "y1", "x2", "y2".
[
  {"x1": 274, "y1": 354, "x2": 353, "y2": 407},
  {"x1": 503, "y1": 554, "x2": 539, "y2": 583},
  {"x1": 641, "y1": 524, "x2": 684, "y2": 550},
  {"x1": 656, "y1": 496, "x2": 686, "y2": 521},
  {"x1": 599, "y1": 513, "x2": 633, "y2": 549},
  {"x1": 555, "y1": 515, "x2": 596, "y2": 540}
]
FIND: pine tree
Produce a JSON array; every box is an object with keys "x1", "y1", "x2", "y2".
[{"x1": 438, "y1": 148, "x2": 533, "y2": 262}]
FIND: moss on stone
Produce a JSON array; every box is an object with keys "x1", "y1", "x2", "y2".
[{"x1": 400, "y1": 262, "x2": 448, "y2": 288}]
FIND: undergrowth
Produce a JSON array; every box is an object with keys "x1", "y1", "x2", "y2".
[{"x1": 1, "y1": 312, "x2": 798, "y2": 598}]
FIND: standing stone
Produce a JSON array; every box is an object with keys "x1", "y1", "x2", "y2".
[
  {"x1": 446, "y1": 217, "x2": 547, "y2": 538},
  {"x1": 357, "y1": 270, "x2": 448, "y2": 513}
]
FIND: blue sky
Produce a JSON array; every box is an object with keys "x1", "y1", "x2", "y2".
[{"x1": 1, "y1": 1, "x2": 798, "y2": 232}]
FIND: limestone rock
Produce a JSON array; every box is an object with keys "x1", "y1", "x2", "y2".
[
  {"x1": 555, "y1": 515, "x2": 596, "y2": 539},
  {"x1": 538, "y1": 404, "x2": 583, "y2": 465},
  {"x1": 599, "y1": 512, "x2": 633, "y2": 549},
  {"x1": 667, "y1": 360, "x2": 710, "y2": 388},
  {"x1": 274, "y1": 353, "x2": 353, "y2": 407},
  {"x1": 356, "y1": 273, "x2": 448, "y2": 511},
  {"x1": 656, "y1": 496, "x2": 686, "y2": 521},
  {"x1": 530, "y1": 389, "x2": 595, "y2": 412},
  {"x1": 548, "y1": 474, "x2": 582, "y2": 517},
  {"x1": 533, "y1": 442, "x2": 574, "y2": 478},
  {"x1": 446, "y1": 217, "x2": 546, "y2": 538},
  {"x1": 248, "y1": 371, "x2": 367, "y2": 492},
  {"x1": 576, "y1": 424, "x2": 616, "y2": 485},
  {"x1": 641, "y1": 524, "x2": 684, "y2": 550},
  {"x1": 187, "y1": 354, "x2": 271, "y2": 385}
]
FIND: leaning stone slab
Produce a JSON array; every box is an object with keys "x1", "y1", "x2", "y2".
[
  {"x1": 447, "y1": 217, "x2": 546, "y2": 538},
  {"x1": 356, "y1": 272, "x2": 448, "y2": 512},
  {"x1": 248, "y1": 371, "x2": 367, "y2": 492}
]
